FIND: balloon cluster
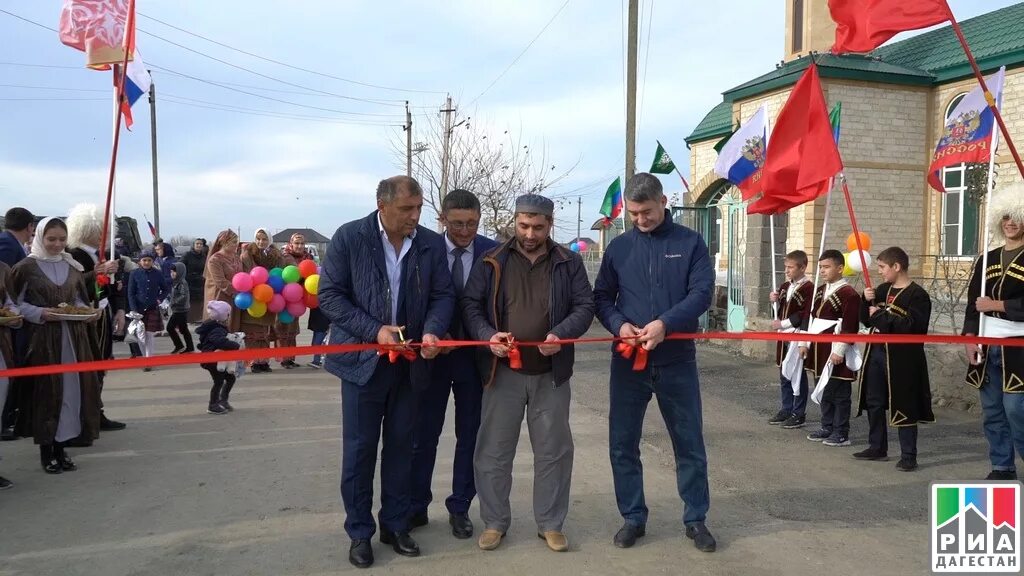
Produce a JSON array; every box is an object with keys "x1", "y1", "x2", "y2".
[
  {"x1": 569, "y1": 240, "x2": 588, "y2": 253},
  {"x1": 842, "y1": 232, "x2": 873, "y2": 277},
  {"x1": 231, "y1": 259, "x2": 320, "y2": 323}
]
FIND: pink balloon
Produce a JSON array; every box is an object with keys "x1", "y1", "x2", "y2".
[
  {"x1": 268, "y1": 294, "x2": 286, "y2": 313},
  {"x1": 578, "y1": 241, "x2": 588, "y2": 252},
  {"x1": 250, "y1": 266, "x2": 269, "y2": 285},
  {"x1": 282, "y1": 282, "x2": 305, "y2": 303},
  {"x1": 232, "y1": 272, "x2": 253, "y2": 292},
  {"x1": 286, "y1": 301, "x2": 307, "y2": 317}
]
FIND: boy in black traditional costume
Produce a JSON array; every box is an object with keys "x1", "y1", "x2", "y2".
[
  {"x1": 769, "y1": 250, "x2": 814, "y2": 429},
  {"x1": 855, "y1": 247, "x2": 933, "y2": 471}
]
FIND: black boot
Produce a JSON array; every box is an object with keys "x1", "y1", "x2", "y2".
[
  {"x1": 40, "y1": 445, "x2": 61, "y2": 474},
  {"x1": 208, "y1": 376, "x2": 225, "y2": 414},
  {"x1": 55, "y1": 442, "x2": 77, "y2": 471},
  {"x1": 220, "y1": 374, "x2": 236, "y2": 412}
]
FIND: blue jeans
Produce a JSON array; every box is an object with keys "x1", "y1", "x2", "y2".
[
  {"x1": 310, "y1": 331, "x2": 327, "y2": 365},
  {"x1": 780, "y1": 367, "x2": 809, "y2": 417},
  {"x1": 979, "y1": 347, "x2": 1024, "y2": 471},
  {"x1": 609, "y1": 358, "x2": 710, "y2": 527}
]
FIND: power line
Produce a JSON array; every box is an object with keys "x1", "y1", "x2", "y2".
[
  {"x1": 0, "y1": 7, "x2": 57, "y2": 32},
  {"x1": 160, "y1": 96, "x2": 401, "y2": 126},
  {"x1": 160, "y1": 92, "x2": 398, "y2": 124},
  {"x1": 467, "y1": 0, "x2": 571, "y2": 107},
  {"x1": 0, "y1": 62, "x2": 83, "y2": 70},
  {"x1": 638, "y1": 0, "x2": 654, "y2": 128},
  {"x1": 0, "y1": 83, "x2": 108, "y2": 93},
  {"x1": 137, "y1": 11, "x2": 444, "y2": 95},
  {"x1": 0, "y1": 97, "x2": 107, "y2": 101}
]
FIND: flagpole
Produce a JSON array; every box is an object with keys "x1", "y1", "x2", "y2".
[
  {"x1": 110, "y1": 74, "x2": 119, "y2": 261},
  {"x1": 810, "y1": 178, "x2": 836, "y2": 312},
  {"x1": 976, "y1": 94, "x2": 1003, "y2": 349},
  {"x1": 764, "y1": 110, "x2": 778, "y2": 317},
  {"x1": 944, "y1": 8, "x2": 1024, "y2": 182},
  {"x1": 839, "y1": 173, "x2": 873, "y2": 289}
]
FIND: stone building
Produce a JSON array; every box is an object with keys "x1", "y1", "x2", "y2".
[{"x1": 683, "y1": 1, "x2": 1024, "y2": 407}]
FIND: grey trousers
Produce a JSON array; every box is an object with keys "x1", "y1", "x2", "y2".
[{"x1": 474, "y1": 364, "x2": 574, "y2": 533}]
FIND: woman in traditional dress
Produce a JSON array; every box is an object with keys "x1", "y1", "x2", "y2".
[
  {"x1": 240, "y1": 228, "x2": 282, "y2": 373},
  {"x1": 277, "y1": 232, "x2": 313, "y2": 369},
  {"x1": 11, "y1": 217, "x2": 101, "y2": 474}
]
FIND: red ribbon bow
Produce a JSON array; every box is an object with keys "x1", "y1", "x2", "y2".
[
  {"x1": 377, "y1": 343, "x2": 417, "y2": 363},
  {"x1": 96, "y1": 273, "x2": 111, "y2": 287},
  {"x1": 616, "y1": 341, "x2": 648, "y2": 371}
]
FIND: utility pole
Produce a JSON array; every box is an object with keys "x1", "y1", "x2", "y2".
[
  {"x1": 625, "y1": 0, "x2": 638, "y2": 185},
  {"x1": 439, "y1": 95, "x2": 455, "y2": 206},
  {"x1": 148, "y1": 78, "x2": 160, "y2": 238},
  {"x1": 404, "y1": 101, "x2": 412, "y2": 177},
  {"x1": 577, "y1": 196, "x2": 582, "y2": 243}
]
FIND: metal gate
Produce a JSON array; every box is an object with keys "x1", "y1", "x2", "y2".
[
  {"x1": 725, "y1": 201, "x2": 746, "y2": 332},
  {"x1": 672, "y1": 206, "x2": 712, "y2": 331}
]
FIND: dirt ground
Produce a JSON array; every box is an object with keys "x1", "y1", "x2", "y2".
[{"x1": 0, "y1": 330, "x2": 994, "y2": 575}]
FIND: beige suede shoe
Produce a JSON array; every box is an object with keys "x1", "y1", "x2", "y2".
[
  {"x1": 478, "y1": 528, "x2": 504, "y2": 551},
  {"x1": 538, "y1": 530, "x2": 569, "y2": 552}
]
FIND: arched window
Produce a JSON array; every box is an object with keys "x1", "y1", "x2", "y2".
[
  {"x1": 792, "y1": 0, "x2": 804, "y2": 54},
  {"x1": 941, "y1": 92, "x2": 979, "y2": 256}
]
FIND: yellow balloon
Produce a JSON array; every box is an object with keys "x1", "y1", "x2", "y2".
[
  {"x1": 248, "y1": 300, "x2": 267, "y2": 318},
  {"x1": 842, "y1": 252, "x2": 857, "y2": 277},
  {"x1": 305, "y1": 274, "x2": 320, "y2": 296}
]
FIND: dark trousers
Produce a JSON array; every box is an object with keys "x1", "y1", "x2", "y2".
[
  {"x1": 204, "y1": 366, "x2": 235, "y2": 405},
  {"x1": 167, "y1": 311, "x2": 193, "y2": 351},
  {"x1": 863, "y1": 351, "x2": 918, "y2": 457},
  {"x1": 780, "y1": 365, "x2": 809, "y2": 417},
  {"x1": 410, "y1": 353, "x2": 482, "y2": 516},
  {"x1": 2, "y1": 328, "x2": 28, "y2": 431},
  {"x1": 820, "y1": 376, "x2": 852, "y2": 436},
  {"x1": 341, "y1": 359, "x2": 419, "y2": 539},
  {"x1": 609, "y1": 358, "x2": 709, "y2": 527}
]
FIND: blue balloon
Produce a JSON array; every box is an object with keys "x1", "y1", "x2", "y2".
[
  {"x1": 268, "y1": 275, "x2": 286, "y2": 293},
  {"x1": 234, "y1": 292, "x2": 253, "y2": 310},
  {"x1": 570, "y1": 242, "x2": 580, "y2": 252},
  {"x1": 277, "y1": 311, "x2": 294, "y2": 324}
]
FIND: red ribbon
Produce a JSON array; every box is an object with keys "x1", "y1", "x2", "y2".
[
  {"x1": 507, "y1": 343, "x2": 522, "y2": 370},
  {"x1": 616, "y1": 341, "x2": 649, "y2": 371},
  {"x1": 377, "y1": 346, "x2": 417, "y2": 364}
]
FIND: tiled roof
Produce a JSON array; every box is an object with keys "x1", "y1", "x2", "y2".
[{"x1": 685, "y1": 101, "x2": 733, "y2": 145}]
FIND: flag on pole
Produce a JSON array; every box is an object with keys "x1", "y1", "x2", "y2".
[
  {"x1": 713, "y1": 105, "x2": 768, "y2": 200},
  {"x1": 600, "y1": 177, "x2": 623, "y2": 221},
  {"x1": 748, "y1": 64, "x2": 843, "y2": 215},
  {"x1": 146, "y1": 218, "x2": 156, "y2": 238},
  {"x1": 117, "y1": 50, "x2": 150, "y2": 129},
  {"x1": 59, "y1": 0, "x2": 136, "y2": 69},
  {"x1": 650, "y1": 143, "x2": 676, "y2": 174},
  {"x1": 828, "y1": 0, "x2": 950, "y2": 54},
  {"x1": 830, "y1": 102, "x2": 843, "y2": 144},
  {"x1": 928, "y1": 66, "x2": 1005, "y2": 192}
]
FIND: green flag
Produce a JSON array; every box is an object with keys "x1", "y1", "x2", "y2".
[
  {"x1": 600, "y1": 177, "x2": 623, "y2": 219},
  {"x1": 829, "y1": 101, "x2": 842, "y2": 144},
  {"x1": 650, "y1": 142, "x2": 676, "y2": 174}
]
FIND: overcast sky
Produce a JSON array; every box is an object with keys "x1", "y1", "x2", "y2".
[{"x1": 0, "y1": 0, "x2": 1015, "y2": 243}]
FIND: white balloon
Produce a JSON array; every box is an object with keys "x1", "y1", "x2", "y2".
[{"x1": 849, "y1": 250, "x2": 872, "y2": 273}]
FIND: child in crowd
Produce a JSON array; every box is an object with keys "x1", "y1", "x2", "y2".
[
  {"x1": 168, "y1": 263, "x2": 194, "y2": 354},
  {"x1": 856, "y1": 247, "x2": 933, "y2": 471},
  {"x1": 769, "y1": 250, "x2": 814, "y2": 429},
  {"x1": 127, "y1": 249, "x2": 169, "y2": 370},
  {"x1": 799, "y1": 249, "x2": 861, "y2": 448},
  {"x1": 197, "y1": 301, "x2": 241, "y2": 415}
]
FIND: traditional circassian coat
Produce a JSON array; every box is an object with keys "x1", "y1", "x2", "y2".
[
  {"x1": 802, "y1": 281, "x2": 861, "y2": 380},
  {"x1": 203, "y1": 250, "x2": 243, "y2": 333},
  {"x1": 277, "y1": 247, "x2": 313, "y2": 340},
  {"x1": 964, "y1": 246, "x2": 1024, "y2": 392},
  {"x1": 775, "y1": 277, "x2": 813, "y2": 367},
  {"x1": 11, "y1": 258, "x2": 101, "y2": 444},
  {"x1": 857, "y1": 281, "x2": 935, "y2": 425}
]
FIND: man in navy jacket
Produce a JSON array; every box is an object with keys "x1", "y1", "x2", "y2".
[
  {"x1": 594, "y1": 173, "x2": 717, "y2": 552},
  {"x1": 0, "y1": 207, "x2": 34, "y2": 441},
  {"x1": 409, "y1": 189, "x2": 496, "y2": 540},
  {"x1": 319, "y1": 175, "x2": 455, "y2": 569}
]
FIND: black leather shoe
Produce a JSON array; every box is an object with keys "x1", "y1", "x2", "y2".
[
  {"x1": 408, "y1": 511, "x2": 428, "y2": 529},
  {"x1": 613, "y1": 523, "x2": 645, "y2": 548},
  {"x1": 380, "y1": 529, "x2": 420, "y2": 557},
  {"x1": 100, "y1": 415, "x2": 127, "y2": 431},
  {"x1": 986, "y1": 470, "x2": 1017, "y2": 481},
  {"x1": 0, "y1": 425, "x2": 15, "y2": 441},
  {"x1": 64, "y1": 437, "x2": 93, "y2": 448},
  {"x1": 349, "y1": 539, "x2": 373, "y2": 568},
  {"x1": 685, "y1": 522, "x2": 717, "y2": 552},
  {"x1": 449, "y1": 512, "x2": 473, "y2": 539}
]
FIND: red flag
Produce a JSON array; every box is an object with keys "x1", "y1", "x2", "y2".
[
  {"x1": 829, "y1": 0, "x2": 951, "y2": 54},
  {"x1": 750, "y1": 63, "x2": 843, "y2": 216},
  {"x1": 59, "y1": 0, "x2": 135, "y2": 70}
]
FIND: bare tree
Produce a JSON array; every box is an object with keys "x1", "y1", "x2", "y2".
[{"x1": 392, "y1": 108, "x2": 577, "y2": 239}]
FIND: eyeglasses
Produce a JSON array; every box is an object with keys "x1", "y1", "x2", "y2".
[{"x1": 446, "y1": 220, "x2": 479, "y2": 231}]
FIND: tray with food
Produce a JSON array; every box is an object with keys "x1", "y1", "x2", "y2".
[
  {"x1": 50, "y1": 304, "x2": 100, "y2": 321},
  {"x1": 0, "y1": 308, "x2": 22, "y2": 326}
]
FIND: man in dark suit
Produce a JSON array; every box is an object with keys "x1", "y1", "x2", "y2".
[
  {"x1": 409, "y1": 189, "x2": 497, "y2": 540},
  {"x1": 0, "y1": 207, "x2": 34, "y2": 441},
  {"x1": 319, "y1": 175, "x2": 455, "y2": 569}
]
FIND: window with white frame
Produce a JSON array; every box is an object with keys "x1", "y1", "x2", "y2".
[{"x1": 941, "y1": 93, "x2": 979, "y2": 256}]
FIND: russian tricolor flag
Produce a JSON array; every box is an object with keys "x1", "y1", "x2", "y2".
[
  {"x1": 714, "y1": 105, "x2": 768, "y2": 200},
  {"x1": 118, "y1": 51, "x2": 151, "y2": 129}
]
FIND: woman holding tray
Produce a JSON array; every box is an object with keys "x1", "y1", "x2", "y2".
[{"x1": 11, "y1": 217, "x2": 101, "y2": 474}]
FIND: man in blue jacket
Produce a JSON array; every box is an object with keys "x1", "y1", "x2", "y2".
[
  {"x1": 462, "y1": 194, "x2": 595, "y2": 553},
  {"x1": 409, "y1": 189, "x2": 496, "y2": 540},
  {"x1": 319, "y1": 175, "x2": 455, "y2": 569},
  {"x1": 594, "y1": 173, "x2": 716, "y2": 552}
]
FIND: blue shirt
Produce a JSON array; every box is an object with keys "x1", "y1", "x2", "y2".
[{"x1": 378, "y1": 213, "x2": 415, "y2": 324}]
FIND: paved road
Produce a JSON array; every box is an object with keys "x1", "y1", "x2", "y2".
[{"x1": 0, "y1": 330, "x2": 993, "y2": 575}]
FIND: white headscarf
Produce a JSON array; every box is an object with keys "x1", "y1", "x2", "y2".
[{"x1": 29, "y1": 217, "x2": 84, "y2": 271}]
